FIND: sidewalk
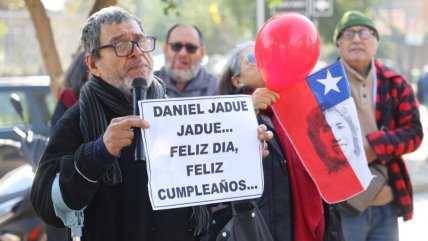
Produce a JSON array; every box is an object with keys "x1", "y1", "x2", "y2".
[
  {"x1": 406, "y1": 158, "x2": 428, "y2": 193},
  {"x1": 404, "y1": 105, "x2": 428, "y2": 193}
]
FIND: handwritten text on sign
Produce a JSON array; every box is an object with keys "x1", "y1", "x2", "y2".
[{"x1": 139, "y1": 95, "x2": 263, "y2": 210}]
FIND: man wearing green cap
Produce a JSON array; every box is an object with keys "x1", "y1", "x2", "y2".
[{"x1": 333, "y1": 10, "x2": 423, "y2": 241}]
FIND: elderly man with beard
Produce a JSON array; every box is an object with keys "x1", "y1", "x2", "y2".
[
  {"x1": 30, "y1": 6, "x2": 272, "y2": 241},
  {"x1": 154, "y1": 24, "x2": 217, "y2": 97}
]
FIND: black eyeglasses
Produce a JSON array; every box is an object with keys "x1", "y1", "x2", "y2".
[
  {"x1": 95, "y1": 36, "x2": 157, "y2": 57},
  {"x1": 341, "y1": 28, "x2": 374, "y2": 41},
  {"x1": 169, "y1": 42, "x2": 199, "y2": 54}
]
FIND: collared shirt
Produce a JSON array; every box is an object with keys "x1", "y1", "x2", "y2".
[{"x1": 342, "y1": 60, "x2": 378, "y2": 137}]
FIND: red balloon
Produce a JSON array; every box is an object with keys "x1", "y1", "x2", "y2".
[{"x1": 255, "y1": 13, "x2": 320, "y2": 92}]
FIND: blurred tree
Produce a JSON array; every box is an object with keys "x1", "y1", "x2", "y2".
[
  {"x1": 88, "y1": 0, "x2": 117, "y2": 16},
  {"x1": 15, "y1": 0, "x2": 388, "y2": 98},
  {"x1": 24, "y1": 0, "x2": 62, "y2": 99},
  {"x1": 0, "y1": 0, "x2": 26, "y2": 10},
  {"x1": 23, "y1": 0, "x2": 117, "y2": 100},
  {"x1": 317, "y1": 0, "x2": 381, "y2": 62},
  {"x1": 136, "y1": 0, "x2": 259, "y2": 55}
]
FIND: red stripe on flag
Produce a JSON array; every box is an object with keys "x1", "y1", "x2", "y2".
[{"x1": 273, "y1": 80, "x2": 364, "y2": 203}]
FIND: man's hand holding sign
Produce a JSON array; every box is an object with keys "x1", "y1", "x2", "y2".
[{"x1": 139, "y1": 95, "x2": 268, "y2": 209}]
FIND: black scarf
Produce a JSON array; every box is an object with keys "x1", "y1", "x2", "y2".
[
  {"x1": 79, "y1": 76, "x2": 209, "y2": 235},
  {"x1": 79, "y1": 75, "x2": 166, "y2": 185}
]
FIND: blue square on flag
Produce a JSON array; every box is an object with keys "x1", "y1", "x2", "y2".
[{"x1": 306, "y1": 61, "x2": 350, "y2": 111}]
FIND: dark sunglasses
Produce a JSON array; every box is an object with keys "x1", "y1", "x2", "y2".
[{"x1": 169, "y1": 42, "x2": 199, "y2": 54}]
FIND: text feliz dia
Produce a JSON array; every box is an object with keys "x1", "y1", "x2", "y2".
[{"x1": 153, "y1": 100, "x2": 249, "y2": 117}]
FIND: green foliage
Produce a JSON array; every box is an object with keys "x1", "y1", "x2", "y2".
[
  {"x1": 317, "y1": 0, "x2": 382, "y2": 62},
  {"x1": 318, "y1": 0, "x2": 374, "y2": 44},
  {"x1": 63, "y1": 0, "x2": 93, "y2": 14},
  {"x1": 134, "y1": 0, "x2": 258, "y2": 55},
  {"x1": 160, "y1": 0, "x2": 180, "y2": 16},
  {"x1": 0, "y1": 21, "x2": 7, "y2": 37},
  {"x1": 267, "y1": 0, "x2": 281, "y2": 9},
  {"x1": 1, "y1": 0, "x2": 400, "y2": 75}
]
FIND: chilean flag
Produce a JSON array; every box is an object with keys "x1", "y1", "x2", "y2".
[{"x1": 273, "y1": 60, "x2": 373, "y2": 203}]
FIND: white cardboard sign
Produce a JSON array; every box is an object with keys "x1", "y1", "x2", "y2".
[{"x1": 139, "y1": 95, "x2": 264, "y2": 210}]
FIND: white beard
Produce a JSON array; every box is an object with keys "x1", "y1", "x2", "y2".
[
  {"x1": 121, "y1": 76, "x2": 133, "y2": 96},
  {"x1": 119, "y1": 73, "x2": 154, "y2": 97},
  {"x1": 164, "y1": 61, "x2": 201, "y2": 83}
]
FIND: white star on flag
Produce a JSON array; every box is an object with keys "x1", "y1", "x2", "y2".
[{"x1": 316, "y1": 70, "x2": 342, "y2": 95}]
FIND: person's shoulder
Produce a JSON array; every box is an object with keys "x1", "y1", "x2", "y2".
[
  {"x1": 375, "y1": 60, "x2": 416, "y2": 96},
  {"x1": 208, "y1": 72, "x2": 218, "y2": 83},
  {"x1": 419, "y1": 72, "x2": 428, "y2": 83},
  {"x1": 152, "y1": 76, "x2": 167, "y2": 94},
  {"x1": 153, "y1": 68, "x2": 166, "y2": 78},
  {"x1": 203, "y1": 70, "x2": 218, "y2": 94},
  {"x1": 199, "y1": 68, "x2": 217, "y2": 83},
  {"x1": 375, "y1": 60, "x2": 402, "y2": 79},
  {"x1": 60, "y1": 102, "x2": 81, "y2": 123},
  {"x1": 50, "y1": 102, "x2": 81, "y2": 138}
]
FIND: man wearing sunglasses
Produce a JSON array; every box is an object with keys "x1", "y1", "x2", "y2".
[
  {"x1": 154, "y1": 24, "x2": 217, "y2": 98},
  {"x1": 334, "y1": 10, "x2": 423, "y2": 241}
]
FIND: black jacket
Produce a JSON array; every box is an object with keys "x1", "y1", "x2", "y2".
[
  {"x1": 207, "y1": 114, "x2": 293, "y2": 241},
  {"x1": 256, "y1": 115, "x2": 293, "y2": 241},
  {"x1": 30, "y1": 103, "x2": 198, "y2": 241}
]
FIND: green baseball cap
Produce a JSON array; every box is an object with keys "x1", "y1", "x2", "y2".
[{"x1": 333, "y1": 10, "x2": 379, "y2": 44}]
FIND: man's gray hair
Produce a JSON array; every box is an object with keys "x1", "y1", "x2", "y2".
[{"x1": 80, "y1": 6, "x2": 145, "y2": 59}]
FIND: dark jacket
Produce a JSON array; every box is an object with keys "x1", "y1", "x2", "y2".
[
  {"x1": 417, "y1": 72, "x2": 428, "y2": 105},
  {"x1": 207, "y1": 113, "x2": 293, "y2": 241},
  {"x1": 31, "y1": 89, "x2": 198, "y2": 241},
  {"x1": 256, "y1": 114, "x2": 293, "y2": 241}
]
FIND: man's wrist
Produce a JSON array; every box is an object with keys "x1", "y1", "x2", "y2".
[{"x1": 93, "y1": 137, "x2": 119, "y2": 170}]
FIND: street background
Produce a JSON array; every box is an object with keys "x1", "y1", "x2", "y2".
[{"x1": 400, "y1": 105, "x2": 428, "y2": 241}]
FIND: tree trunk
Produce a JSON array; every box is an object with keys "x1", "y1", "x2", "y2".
[
  {"x1": 74, "y1": 0, "x2": 117, "y2": 55},
  {"x1": 24, "y1": 0, "x2": 62, "y2": 100},
  {"x1": 89, "y1": 0, "x2": 118, "y2": 16},
  {"x1": 24, "y1": 0, "x2": 118, "y2": 100}
]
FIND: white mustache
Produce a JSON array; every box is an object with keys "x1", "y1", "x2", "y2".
[{"x1": 127, "y1": 61, "x2": 153, "y2": 71}]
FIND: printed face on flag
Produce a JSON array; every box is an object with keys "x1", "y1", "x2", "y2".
[
  {"x1": 271, "y1": 60, "x2": 373, "y2": 203},
  {"x1": 307, "y1": 107, "x2": 347, "y2": 174},
  {"x1": 324, "y1": 106, "x2": 356, "y2": 159},
  {"x1": 324, "y1": 103, "x2": 364, "y2": 163},
  {"x1": 306, "y1": 100, "x2": 365, "y2": 174},
  {"x1": 306, "y1": 61, "x2": 367, "y2": 176}
]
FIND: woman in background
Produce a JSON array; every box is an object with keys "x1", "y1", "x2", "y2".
[
  {"x1": 51, "y1": 51, "x2": 88, "y2": 127},
  {"x1": 214, "y1": 41, "x2": 292, "y2": 241},
  {"x1": 214, "y1": 41, "x2": 344, "y2": 241}
]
